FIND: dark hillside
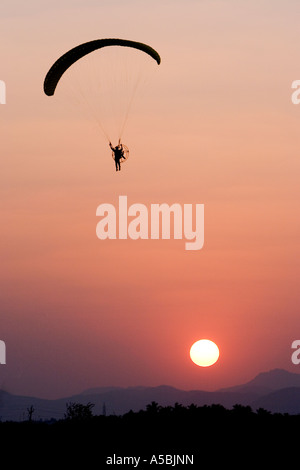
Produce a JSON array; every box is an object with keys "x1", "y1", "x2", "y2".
[{"x1": 1, "y1": 402, "x2": 299, "y2": 467}]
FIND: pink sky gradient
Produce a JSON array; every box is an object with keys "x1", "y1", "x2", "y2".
[{"x1": 1, "y1": 0, "x2": 300, "y2": 398}]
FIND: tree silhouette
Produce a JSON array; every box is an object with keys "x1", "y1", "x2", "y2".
[
  {"x1": 232, "y1": 404, "x2": 253, "y2": 415},
  {"x1": 256, "y1": 407, "x2": 272, "y2": 416},
  {"x1": 146, "y1": 401, "x2": 161, "y2": 414},
  {"x1": 64, "y1": 402, "x2": 95, "y2": 421},
  {"x1": 27, "y1": 405, "x2": 35, "y2": 422}
]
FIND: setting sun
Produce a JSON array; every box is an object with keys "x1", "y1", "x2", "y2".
[{"x1": 190, "y1": 340, "x2": 220, "y2": 367}]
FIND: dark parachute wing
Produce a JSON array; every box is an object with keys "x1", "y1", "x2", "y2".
[{"x1": 44, "y1": 38, "x2": 161, "y2": 96}]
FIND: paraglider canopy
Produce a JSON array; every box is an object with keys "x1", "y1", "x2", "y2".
[{"x1": 44, "y1": 38, "x2": 161, "y2": 96}]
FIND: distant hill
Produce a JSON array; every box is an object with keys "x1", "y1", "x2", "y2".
[
  {"x1": 252, "y1": 387, "x2": 300, "y2": 414},
  {"x1": 219, "y1": 368, "x2": 300, "y2": 395},
  {"x1": 1, "y1": 368, "x2": 300, "y2": 422}
]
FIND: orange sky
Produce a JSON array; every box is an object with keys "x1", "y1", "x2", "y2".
[{"x1": 1, "y1": 0, "x2": 300, "y2": 399}]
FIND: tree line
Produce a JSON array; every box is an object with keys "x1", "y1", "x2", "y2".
[{"x1": 0, "y1": 401, "x2": 299, "y2": 466}]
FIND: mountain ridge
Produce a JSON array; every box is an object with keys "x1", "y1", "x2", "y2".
[{"x1": 1, "y1": 368, "x2": 300, "y2": 421}]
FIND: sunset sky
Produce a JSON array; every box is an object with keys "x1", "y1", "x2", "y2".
[{"x1": 1, "y1": 0, "x2": 300, "y2": 399}]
